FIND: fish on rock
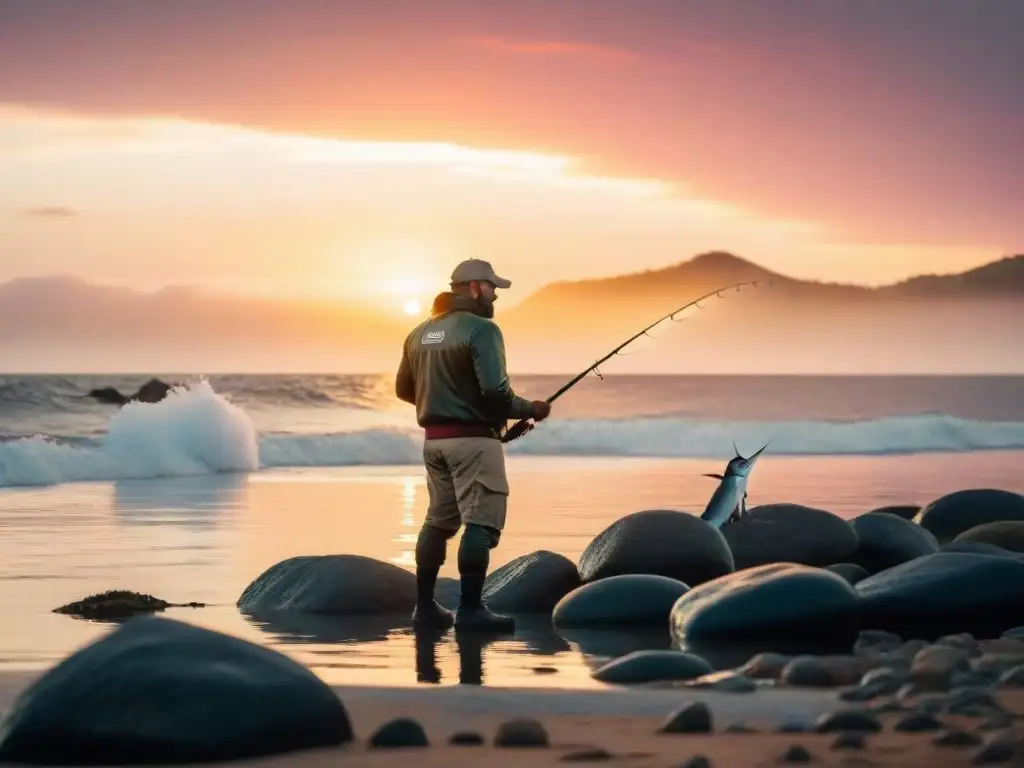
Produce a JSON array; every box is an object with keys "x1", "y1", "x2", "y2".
[{"x1": 700, "y1": 441, "x2": 770, "y2": 528}]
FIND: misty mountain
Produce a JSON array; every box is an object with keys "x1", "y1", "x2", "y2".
[{"x1": 1, "y1": 253, "x2": 1022, "y2": 373}]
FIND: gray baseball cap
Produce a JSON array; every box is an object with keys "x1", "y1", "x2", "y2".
[{"x1": 449, "y1": 259, "x2": 511, "y2": 289}]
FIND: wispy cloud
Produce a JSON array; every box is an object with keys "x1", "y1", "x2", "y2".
[
  {"x1": 23, "y1": 206, "x2": 76, "y2": 219},
  {"x1": 460, "y1": 35, "x2": 641, "y2": 63}
]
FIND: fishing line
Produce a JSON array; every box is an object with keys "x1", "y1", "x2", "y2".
[{"x1": 500, "y1": 278, "x2": 773, "y2": 443}]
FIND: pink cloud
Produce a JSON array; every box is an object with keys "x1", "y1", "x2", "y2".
[{"x1": 460, "y1": 35, "x2": 641, "y2": 63}]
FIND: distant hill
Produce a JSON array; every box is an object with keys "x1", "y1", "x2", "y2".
[{"x1": 1, "y1": 252, "x2": 1022, "y2": 373}]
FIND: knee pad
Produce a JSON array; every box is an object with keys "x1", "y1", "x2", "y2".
[{"x1": 415, "y1": 523, "x2": 453, "y2": 569}]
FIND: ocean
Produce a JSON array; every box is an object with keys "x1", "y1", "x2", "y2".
[{"x1": 0, "y1": 373, "x2": 1022, "y2": 687}]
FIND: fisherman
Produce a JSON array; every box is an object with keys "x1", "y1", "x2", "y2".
[{"x1": 395, "y1": 259, "x2": 551, "y2": 632}]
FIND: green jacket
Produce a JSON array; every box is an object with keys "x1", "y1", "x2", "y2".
[{"x1": 395, "y1": 292, "x2": 534, "y2": 434}]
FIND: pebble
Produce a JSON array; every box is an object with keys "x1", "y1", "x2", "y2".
[
  {"x1": 1001, "y1": 626, "x2": 1024, "y2": 641},
  {"x1": 660, "y1": 702, "x2": 713, "y2": 734},
  {"x1": 685, "y1": 671, "x2": 757, "y2": 693},
  {"x1": 852, "y1": 629, "x2": 903, "y2": 656},
  {"x1": 675, "y1": 757, "x2": 712, "y2": 768},
  {"x1": 971, "y1": 731, "x2": 1018, "y2": 764},
  {"x1": 449, "y1": 731, "x2": 485, "y2": 746},
  {"x1": 815, "y1": 710, "x2": 882, "y2": 733},
  {"x1": 830, "y1": 732, "x2": 866, "y2": 749},
  {"x1": 910, "y1": 644, "x2": 970, "y2": 691},
  {"x1": 738, "y1": 652, "x2": 793, "y2": 679},
  {"x1": 368, "y1": 718, "x2": 429, "y2": 748},
  {"x1": 494, "y1": 718, "x2": 550, "y2": 748},
  {"x1": 933, "y1": 729, "x2": 983, "y2": 747},
  {"x1": 725, "y1": 722, "x2": 758, "y2": 734},
  {"x1": 778, "y1": 744, "x2": 812, "y2": 763},
  {"x1": 978, "y1": 713, "x2": 1015, "y2": 731},
  {"x1": 869, "y1": 698, "x2": 906, "y2": 714},
  {"x1": 776, "y1": 719, "x2": 812, "y2": 733},
  {"x1": 781, "y1": 655, "x2": 873, "y2": 687},
  {"x1": 560, "y1": 746, "x2": 613, "y2": 762},
  {"x1": 998, "y1": 665, "x2": 1024, "y2": 687},
  {"x1": 893, "y1": 712, "x2": 944, "y2": 732}
]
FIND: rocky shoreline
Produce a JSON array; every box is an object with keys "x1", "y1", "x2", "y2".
[{"x1": 16, "y1": 485, "x2": 1024, "y2": 764}]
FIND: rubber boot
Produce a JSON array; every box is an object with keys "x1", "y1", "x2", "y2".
[
  {"x1": 411, "y1": 524, "x2": 455, "y2": 629},
  {"x1": 454, "y1": 524, "x2": 515, "y2": 633}
]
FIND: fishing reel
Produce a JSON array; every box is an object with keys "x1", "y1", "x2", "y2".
[{"x1": 500, "y1": 418, "x2": 535, "y2": 443}]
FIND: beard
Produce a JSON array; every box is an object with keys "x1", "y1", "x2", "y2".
[{"x1": 475, "y1": 294, "x2": 495, "y2": 318}]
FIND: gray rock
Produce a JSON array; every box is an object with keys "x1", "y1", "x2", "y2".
[
  {"x1": 778, "y1": 744, "x2": 812, "y2": 763},
  {"x1": 831, "y1": 732, "x2": 866, "y2": 749},
  {"x1": 956, "y1": 521, "x2": 1024, "y2": 553},
  {"x1": 369, "y1": 718, "x2": 429, "y2": 748},
  {"x1": 853, "y1": 629, "x2": 903, "y2": 656},
  {"x1": 494, "y1": 717, "x2": 549, "y2": 748},
  {"x1": 910, "y1": 645, "x2": 971, "y2": 691},
  {"x1": 450, "y1": 731, "x2": 485, "y2": 746},
  {"x1": 481, "y1": 550, "x2": 582, "y2": 613},
  {"x1": 861, "y1": 505, "x2": 920, "y2": 521},
  {"x1": 592, "y1": 650, "x2": 711, "y2": 685},
  {"x1": 998, "y1": 665, "x2": 1024, "y2": 687},
  {"x1": 660, "y1": 702, "x2": 713, "y2": 734},
  {"x1": 237, "y1": 554, "x2": 416, "y2": 614},
  {"x1": 671, "y1": 563, "x2": 859, "y2": 643},
  {"x1": 781, "y1": 655, "x2": 876, "y2": 688},
  {"x1": 0, "y1": 616, "x2": 351, "y2": 764},
  {"x1": 941, "y1": 540, "x2": 1020, "y2": 558},
  {"x1": 825, "y1": 563, "x2": 870, "y2": 585},
  {"x1": 971, "y1": 731, "x2": 1018, "y2": 764},
  {"x1": 814, "y1": 710, "x2": 882, "y2": 733},
  {"x1": 893, "y1": 713, "x2": 944, "y2": 732},
  {"x1": 676, "y1": 757, "x2": 713, "y2": 768},
  {"x1": 553, "y1": 574, "x2": 690, "y2": 628},
  {"x1": 578, "y1": 509, "x2": 734, "y2": 586},
  {"x1": 561, "y1": 746, "x2": 614, "y2": 762},
  {"x1": 849, "y1": 512, "x2": 939, "y2": 574},
  {"x1": 721, "y1": 503, "x2": 859, "y2": 570},
  {"x1": 684, "y1": 671, "x2": 758, "y2": 693},
  {"x1": 856, "y1": 552, "x2": 1024, "y2": 636},
  {"x1": 933, "y1": 729, "x2": 982, "y2": 747},
  {"x1": 915, "y1": 488, "x2": 1024, "y2": 543}
]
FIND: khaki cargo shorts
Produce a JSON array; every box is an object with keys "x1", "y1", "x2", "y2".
[{"x1": 422, "y1": 436, "x2": 509, "y2": 534}]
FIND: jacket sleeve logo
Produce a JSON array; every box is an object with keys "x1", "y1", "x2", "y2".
[{"x1": 421, "y1": 329, "x2": 445, "y2": 345}]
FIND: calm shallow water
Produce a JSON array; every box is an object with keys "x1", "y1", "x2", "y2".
[{"x1": 0, "y1": 453, "x2": 1021, "y2": 688}]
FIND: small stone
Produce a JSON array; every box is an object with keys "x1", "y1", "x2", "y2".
[
  {"x1": 685, "y1": 671, "x2": 757, "y2": 693},
  {"x1": 980, "y1": 637, "x2": 1024, "y2": 656},
  {"x1": 853, "y1": 629, "x2": 902, "y2": 655},
  {"x1": 53, "y1": 590, "x2": 172, "y2": 619},
  {"x1": 675, "y1": 757, "x2": 712, "y2": 768},
  {"x1": 778, "y1": 744, "x2": 812, "y2": 763},
  {"x1": 831, "y1": 732, "x2": 866, "y2": 749},
  {"x1": 561, "y1": 746, "x2": 613, "y2": 762},
  {"x1": 910, "y1": 645, "x2": 970, "y2": 691},
  {"x1": 776, "y1": 719, "x2": 811, "y2": 733},
  {"x1": 893, "y1": 712, "x2": 944, "y2": 732},
  {"x1": 533, "y1": 666, "x2": 558, "y2": 675},
  {"x1": 869, "y1": 698, "x2": 906, "y2": 714},
  {"x1": 725, "y1": 722, "x2": 757, "y2": 733},
  {"x1": 738, "y1": 652, "x2": 793, "y2": 679},
  {"x1": 933, "y1": 729, "x2": 983, "y2": 747},
  {"x1": 971, "y1": 732, "x2": 1018, "y2": 764},
  {"x1": 815, "y1": 710, "x2": 882, "y2": 733},
  {"x1": 494, "y1": 718, "x2": 549, "y2": 748},
  {"x1": 935, "y1": 633, "x2": 978, "y2": 652},
  {"x1": 368, "y1": 718, "x2": 429, "y2": 748},
  {"x1": 978, "y1": 713, "x2": 1015, "y2": 731},
  {"x1": 1000, "y1": 626, "x2": 1024, "y2": 641},
  {"x1": 945, "y1": 687, "x2": 1004, "y2": 716},
  {"x1": 449, "y1": 731, "x2": 484, "y2": 746},
  {"x1": 998, "y1": 665, "x2": 1024, "y2": 687},
  {"x1": 782, "y1": 655, "x2": 870, "y2": 687},
  {"x1": 660, "y1": 702, "x2": 713, "y2": 734}
]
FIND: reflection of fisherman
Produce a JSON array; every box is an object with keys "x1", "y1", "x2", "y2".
[{"x1": 396, "y1": 259, "x2": 551, "y2": 632}]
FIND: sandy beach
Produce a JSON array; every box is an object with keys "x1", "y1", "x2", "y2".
[{"x1": 0, "y1": 670, "x2": 1018, "y2": 767}]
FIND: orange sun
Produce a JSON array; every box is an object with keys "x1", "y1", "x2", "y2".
[{"x1": 402, "y1": 299, "x2": 421, "y2": 316}]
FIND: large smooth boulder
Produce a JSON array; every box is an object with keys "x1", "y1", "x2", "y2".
[
  {"x1": 914, "y1": 489, "x2": 1024, "y2": 543},
  {"x1": 592, "y1": 650, "x2": 712, "y2": 685},
  {"x1": 578, "y1": 509, "x2": 734, "y2": 586},
  {"x1": 955, "y1": 521, "x2": 1024, "y2": 553},
  {"x1": 552, "y1": 574, "x2": 690, "y2": 628},
  {"x1": 856, "y1": 552, "x2": 1024, "y2": 637},
  {"x1": 859, "y1": 505, "x2": 920, "y2": 521},
  {"x1": 237, "y1": 554, "x2": 416, "y2": 614},
  {"x1": 849, "y1": 512, "x2": 939, "y2": 574},
  {"x1": 940, "y1": 540, "x2": 1020, "y2": 558},
  {"x1": 481, "y1": 550, "x2": 581, "y2": 613},
  {"x1": 826, "y1": 563, "x2": 870, "y2": 586},
  {"x1": 670, "y1": 563, "x2": 860, "y2": 643},
  {"x1": 0, "y1": 616, "x2": 351, "y2": 764},
  {"x1": 721, "y1": 504, "x2": 859, "y2": 569}
]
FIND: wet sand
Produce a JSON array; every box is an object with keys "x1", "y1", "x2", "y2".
[{"x1": 0, "y1": 671, "x2": 1016, "y2": 767}]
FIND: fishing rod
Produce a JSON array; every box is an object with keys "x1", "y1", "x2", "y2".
[{"x1": 500, "y1": 279, "x2": 772, "y2": 443}]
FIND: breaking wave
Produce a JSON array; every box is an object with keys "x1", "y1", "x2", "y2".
[{"x1": 1, "y1": 380, "x2": 1022, "y2": 489}]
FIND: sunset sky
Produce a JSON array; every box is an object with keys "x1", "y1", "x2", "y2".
[{"x1": 1, "y1": 0, "x2": 1021, "y2": 311}]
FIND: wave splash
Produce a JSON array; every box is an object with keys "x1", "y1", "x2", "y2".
[{"x1": 1, "y1": 381, "x2": 1022, "y2": 488}]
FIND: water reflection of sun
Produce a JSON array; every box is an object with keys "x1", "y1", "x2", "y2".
[{"x1": 392, "y1": 476, "x2": 421, "y2": 568}]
